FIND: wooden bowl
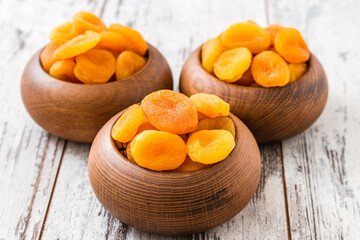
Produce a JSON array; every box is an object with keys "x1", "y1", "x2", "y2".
[
  {"x1": 180, "y1": 46, "x2": 328, "y2": 143},
  {"x1": 21, "y1": 43, "x2": 173, "y2": 143},
  {"x1": 88, "y1": 111, "x2": 261, "y2": 235}
]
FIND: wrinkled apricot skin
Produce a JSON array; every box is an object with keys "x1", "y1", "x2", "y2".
[
  {"x1": 251, "y1": 51, "x2": 290, "y2": 87},
  {"x1": 74, "y1": 49, "x2": 116, "y2": 84},
  {"x1": 131, "y1": 130, "x2": 187, "y2": 171},
  {"x1": 190, "y1": 93, "x2": 229, "y2": 118},
  {"x1": 201, "y1": 38, "x2": 223, "y2": 73},
  {"x1": 141, "y1": 90, "x2": 198, "y2": 134},
  {"x1": 171, "y1": 155, "x2": 208, "y2": 172},
  {"x1": 220, "y1": 22, "x2": 270, "y2": 54},
  {"x1": 265, "y1": 24, "x2": 284, "y2": 46},
  {"x1": 192, "y1": 117, "x2": 235, "y2": 138},
  {"x1": 54, "y1": 31, "x2": 102, "y2": 60},
  {"x1": 109, "y1": 23, "x2": 147, "y2": 56},
  {"x1": 186, "y1": 130, "x2": 235, "y2": 164},
  {"x1": 214, "y1": 48, "x2": 252, "y2": 82},
  {"x1": 288, "y1": 63, "x2": 307, "y2": 83},
  {"x1": 49, "y1": 22, "x2": 79, "y2": 41},
  {"x1": 116, "y1": 51, "x2": 146, "y2": 80},
  {"x1": 73, "y1": 11, "x2": 106, "y2": 33},
  {"x1": 96, "y1": 31, "x2": 133, "y2": 52},
  {"x1": 275, "y1": 27, "x2": 310, "y2": 63},
  {"x1": 234, "y1": 68, "x2": 255, "y2": 86},
  {"x1": 40, "y1": 40, "x2": 66, "y2": 72},
  {"x1": 49, "y1": 60, "x2": 80, "y2": 83},
  {"x1": 111, "y1": 104, "x2": 143, "y2": 143}
]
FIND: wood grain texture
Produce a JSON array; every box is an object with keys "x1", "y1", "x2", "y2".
[
  {"x1": 88, "y1": 111, "x2": 261, "y2": 235},
  {"x1": 180, "y1": 47, "x2": 328, "y2": 143},
  {"x1": 40, "y1": 0, "x2": 291, "y2": 239},
  {"x1": 268, "y1": 0, "x2": 360, "y2": 239},
  {"x1": 21, "y1": 44, "x2": 172, "y2": 143}
]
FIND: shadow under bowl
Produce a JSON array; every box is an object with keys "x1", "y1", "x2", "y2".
[
  {"x1": 88, "y1": 110, "x2": 261, "y2": 235},
  {"x1": 180, "y1": 46, "x2": 328, "y2": 143},
  {"x1": 21, "y1": 43, "x2": 173, "y2": 143}
]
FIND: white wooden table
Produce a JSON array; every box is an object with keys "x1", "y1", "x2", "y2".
[{"x1": 0, "y1": 0, "x2": 359, "y2": 239}]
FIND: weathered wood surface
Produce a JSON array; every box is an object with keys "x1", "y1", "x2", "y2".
[{"x1": 0, "y1": 0, "x2": 358, "y2": 239}]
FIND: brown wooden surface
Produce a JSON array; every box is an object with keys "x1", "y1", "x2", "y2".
[
  {"x1": 21, "y1": 43, "x2": 173, "y2": 143},
  {"x1": 88, "y1": 111, "x2": 261, "y2": 235},
  {"x1": 179, "y1": 47, "x2": 328, "y2": 143}
]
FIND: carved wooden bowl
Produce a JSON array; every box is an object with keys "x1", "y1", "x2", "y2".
[
  {"x1": 180, "y1": 46, "x2": 328, "y2": 143},
  {"x1": 21, "y1": 43, "x2": 173, "y2": 143},
  {"x1": 88, "y1": 110, "x2": 261, "y2": 235}
]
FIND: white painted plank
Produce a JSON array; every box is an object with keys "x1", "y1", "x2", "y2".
[
  {"x1": 268, "y1": 0, "x2": 360, "y2": 239},
  {"x1": 0, "y1": 0, "x2": 104, "y2": 239},
  {"x1": 41, "y1": 0, "x2": 289, "y2": 239}
]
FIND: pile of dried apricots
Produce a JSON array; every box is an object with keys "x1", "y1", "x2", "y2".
[
  {"x1": 201, "y1": 21, "x2": 309, "y2": 87},
  {"x1": 40, "y1": 11, "x2": 147, "y2": 84},
  {"x1": 111, "y1": 90, "x2": 236, "y2": 172}
]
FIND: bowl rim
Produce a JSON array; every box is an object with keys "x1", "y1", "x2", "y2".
[
  {"x1": 195, "y1": 44, "x2": 315, "y2": 92},
  {"x1": 109, "y1": 111, "x2": 242, "y2": 176},
  {"x1": 38, "y1": 41, "x2": 156, "y2": 87}
]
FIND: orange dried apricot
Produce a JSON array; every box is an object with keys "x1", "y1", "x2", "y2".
[
  {"x1": 74, "y1": 49, "x2": 116, "y2": 84},
  {"x1": 54, "y1": 31, "x2": 101, "y2": 60},
  {"x1": 172, "y1": 155, "x2": 208, "y2": 172},
  {"x1": 126, "y1": 138, "x2": 136, "y2": 164},
  {"x1": 197, "y1": 112, "x2": 207, "y2": 121},
  {"x1": 136, "y1": 122, "x2": 157, "y2": 134},
  {"x1": 220, "y1": 22, "x2": 270, "y2": 54},
  {"x1": 265, "y1": 24, "x2": 284, "y2": 46},
  {"x1": 73, "y1": 11, "x2": 106, "y2": 33},
  {"x1": 131, "y1": 130, "x2": 187, "y2": 171},
  {"x1": 49, "y1": 21, "x2": 79, "y2": 41},
  {"x1": 288, "y1": 63, "x2": 307, "y2": 83},
  {"x1": 141, "y1": 90, "x2": 198, "y2": 134},
  {"x1": 251, "y1": 51, "x2": 290, "y2": 87},
  {"x1": 214, "y1": 48, "x2": 252, "y2": 82},
  {"x1": 40, "y1": 40, "x2": 66, "y2": 72},
  {"x1": 111, "y1": 104, "x2": 143, "y2": 143},
  {"x1": 234, "y1": 68, "x2": 255, "y2": 86},
  {"x1": 186, "y1": 130, "x2": 235, "y2": 164},
  {"x1": 274, "y1": 27, "x2": 310, "y2": 63},
  {"x1": 116, "y1": 51, "x2": 146, "y2": 80},
  {"x1": 49, "y1": 60, "x2": 80, "y2": 83},
  {"x1": 96, "y1": 31, "x2": 133, "y2": 52},
  {"x1": 109, "y1": 23, "x2": 147, "y2": 56},
  {"x1": 201, "y1": 38, "x2": 223, "y2": 73},
  {"x1": 191, "y1": 117, "x2": 235, "y2": 138},
  {"x1": 190, "y1": 93, "x2": 229, "y2": 118}
]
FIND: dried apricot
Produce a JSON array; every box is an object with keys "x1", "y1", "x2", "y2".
[
  {"x1": 191, "y1": 117, "x2": 235, "y2": 138},
  {"x1": 109, "y1": 23, "x2": 147, "y2": 56},
  {"x1": 234, "y1": 68, "x2": 255, "y2": 86},
  {"x1": 96, "y1": 31, "x2": 133, "y2": 52},
  {"x1": 74, "y1": 49, "x2": 116, "y2": 84},
  {"x1": 251, "y1": 51, "x2": 290, "y2": 87},
  {"x1": 141, "y1": 90, "x2": 198, "y2": 134},
  {"x1": 54, "y1": 31, "x2": 101, "y2": 60},
  {"x1": 49, "y1": 60, "x2": 80, "y2": 83},
  {"x1": 201, "y1": 38, "x2": 223, "y2": 73},
  {"x1": 49, "y1": 22, "x2": 79, "y2": 41},
  {"x1": 131, "y1": 130, "x2": 187, "y2": 171},
  {"x1": 197, "y1": 112, "x2": 207, "y2": 121},
  {"x1": 136, "y1": 122, "x2": 157, "y2": 134},
  {"x1": 288, "y1": 63, "x2": 307, "y2": 83},
  {"x1": 40, "y1": 40, "x2": 66, "y2": 72},
  {"x1": 111, "y1": 104, "x2": 143, "y2": 143},
  {"x1": 265, "y1": 24, "x2": 284, "y2": 46},
  {"x1": 214, "y1": 48, "x2": 252, "y2": 82},
  {"x1": 190, "y1": 93, "x2": 229, "y2": 118},
  {"x1": 172, "y1": 155, "x2": 208, "y2": 172},
  {"x1": 274, "y1": 27, "x2": 310, "y2": 63},
  {"x1": 73, "y1": 11, "x2": 106, "y2": 33},
  {"x1": 186, "y1": 130, "x2": 235, "y2": 164},
  {"x1": 126, "y1": 138, "x2": 136, "y2": 164},
  {"x1": 116, "y1": 51, "x2": 146, "y2": 80},
  {"x1": 220, "y1": 22, "x2": 270, "y2": 53}
]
